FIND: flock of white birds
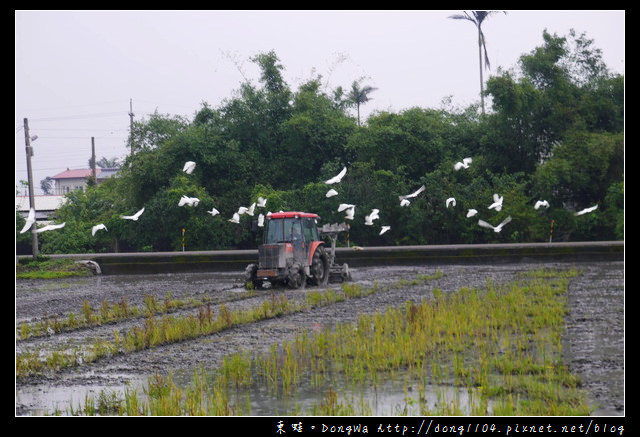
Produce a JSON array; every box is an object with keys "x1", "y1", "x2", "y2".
[{"x1": 19, "y1": 158, "x2": 599, "y2": 243}]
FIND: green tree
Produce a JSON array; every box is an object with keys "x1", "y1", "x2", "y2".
[
  {"x1": 532, "y1": 131, "x2": 623, "y2": 208},
  {"x1": 449, "y1": 11, "x2": 506, "y2": 114},
  {"x1": 280, "y1": 77, "x2": 356, "y2": 185},
  {"x1": 214, "y1": 51, "x2": 296, "y2": 188},
  {"x1": 129, "y1": 111, "x2": 189, "y2": 152},
  {"x1": 129, "y1": 175, "x2": 228, "y2": 251},
  {"x1": 484, "y1": 29, "x2": 624, "y2": 174},
  {"x1": 602, "y1": 181, "x2": 624, "y2": 240},
  {"x1": 34, "y1": 45, "x2": 623, "y2": 252},
  {"x1": 530, "y1": 131, "x2": 623, "y2": 242},
  {"x1": 41, "y1": 181, "x2": 122, "y2": 253},
  {"x1": 345, "y1": 107, "x2": 478, "y2": 181},
  {"x1": 321, "y1": 162, "x2": 406, "y2": 246}
]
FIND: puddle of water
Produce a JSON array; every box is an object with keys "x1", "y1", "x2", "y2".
[
  {"x1": 15, "y1": 377, "x2": 147, "y2": 416},
  {"x1": 15, "y1": 369, "x2": 484, "y2": 417},
  {"x1": 243, "y1": 379, "x2": 488, "y2": 416},
  {"x1": 16, "y1": 384, "x2": 106, "y2": 416}
]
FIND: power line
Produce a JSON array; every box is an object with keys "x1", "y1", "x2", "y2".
[
  {"x1": 26, "y1": 127, "x2": 130, "y2": 132},
  {"x1": 20, "y1": 135, "x2": 129, "y2": 140},
  {"x1": 24, "y1": 111, "x2": 128, "y2": 122}
]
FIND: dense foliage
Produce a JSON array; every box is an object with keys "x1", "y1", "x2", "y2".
[{"x1": 17, "y1": 31, "x2": 623, "y2": 254}]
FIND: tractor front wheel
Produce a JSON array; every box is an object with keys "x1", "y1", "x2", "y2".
[
  {"x1": 287, "y1": 263, "x2": 306, "y2": 289},
  {"x1": 244, "y1": 263, "x2": 264, "y2": 290}
]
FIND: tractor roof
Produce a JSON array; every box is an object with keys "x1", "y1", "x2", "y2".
[{"x1": 267, "y1": 212, "x2": 319, "y2": 219}]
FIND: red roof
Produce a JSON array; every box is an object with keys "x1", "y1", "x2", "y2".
[
  {"x1": 268, "y1": 212, "x2": 319, "y2": 219},
  {"x1": 51, "y1": 169, "x2": 100, "y2": 179}
]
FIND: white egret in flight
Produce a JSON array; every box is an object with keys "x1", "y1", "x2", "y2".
[
  {"x1": 399, "y1": 185, "x2": 425, "y2": 201},
  {"x1": 91, "y1": 224, "x2": 108, "y2": 236},
  {"x1": 488, "y1": 194, "x2": 503, "y2": 211},
  {"x1": 575, "y1": 205, "x2": 598, "y2": 216},
  {"x1": 534, "y1": 200, "x2": 550, "y2": 210},
  {"x1": 121, "y1": 208, "x2": 145, "y2": 221},
  {"x1": 478, "y1": 216, "x2": 512, "y2": 233},
  {"x1": 326, "y1": 189, "x2": 338, "y2": 198},
  {"x1": 178, "y1": 196, "x2": 199, "y2": 207},
  {"x1": 35, "y1": 222, "x2": 66, "y2": 233},
  {"x1": 454, "y1": 157, "x2": 472, "y2": 171},
  {"x1": 183, "y1": 161, "x2": 196, "y2": 174}
]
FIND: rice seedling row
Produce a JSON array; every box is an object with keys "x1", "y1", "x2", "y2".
[
  {"x1": 71, "y1": 268, "x2": 593, "y2": 416},
  {"x1": 15, "y1": 271, "x2": 443, "y2": 379},
  {"x1": 16, "y1": 284, "x2": 272, "y2": 341}
]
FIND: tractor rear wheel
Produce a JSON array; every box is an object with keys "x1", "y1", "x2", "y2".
[{"x1": 310, "y1": 247, "x2": 329, "y2": 286}]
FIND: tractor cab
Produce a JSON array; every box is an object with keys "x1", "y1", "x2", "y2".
[{"x1": 263, "y1": 212, "x2": 320, "y2": 266}]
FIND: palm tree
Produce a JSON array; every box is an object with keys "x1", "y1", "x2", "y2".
[
  {"x1": 449, "y1": 11, "x2": 506, "y2": 114},
  {"x1": 88, "y1": 157, "x2": 121, "y2": 169},
  {"x1": 346, "y1": 80, "x2": 378, "y2": 126},
  {"x1": 96, "y1": 157, "x2": 121, "y2": 169}
]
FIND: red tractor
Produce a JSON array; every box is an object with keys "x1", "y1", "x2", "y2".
[{"x1": 245, "y1": 212, "x2": 351, "y2": 289}]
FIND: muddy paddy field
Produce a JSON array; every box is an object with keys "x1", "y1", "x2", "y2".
[{"x1": 15, "y1": 260, "x2": 624, "y2": 416}]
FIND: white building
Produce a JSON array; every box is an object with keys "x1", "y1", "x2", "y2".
[
  {"x1": 50, "y1": 168, "x2": 119, "y2": 195},
  {"x1": 15, "y1": 195, "x2": 66, "y2": 222}
]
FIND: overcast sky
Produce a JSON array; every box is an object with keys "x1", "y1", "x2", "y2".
[{"x1": 15, "y1": 10, "x2": 625, "y2": 195}]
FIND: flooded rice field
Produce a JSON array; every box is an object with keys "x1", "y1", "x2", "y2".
[{"x1": 15, "y1": 261, "x2": 624, "y2": 416}]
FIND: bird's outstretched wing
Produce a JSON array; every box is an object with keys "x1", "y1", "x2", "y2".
[
  {"x1": 325, "y1": 167, "x2": 347, "y2": 184},
  {"x1": 498, "y1": 216, "x2": 512, "y2": 228},
  {"x1": 399, "y1": 185, "x2": 426, "y2": 200},
  {"x1": 35, "y1": 222, "x2": 66, "y2": 233},
  {"x1": 337, "y1": 203, "x2": 355, "y2": 212},
  {"x1": 20, "y1": 208, "x2": 36, "y2": 234},
  {"x1": 477, "y1": 219, "x2": 494, "y2": 230}
]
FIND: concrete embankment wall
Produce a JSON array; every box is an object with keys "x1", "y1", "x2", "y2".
[{"x1": 65, "y1": 241, "x2": 625, "y2": 275}]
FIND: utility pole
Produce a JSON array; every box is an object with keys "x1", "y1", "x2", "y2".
[
  {"x1": 91, "y1": 137, "x2": 96, "y2": 185},
  {"x1": 23, "y1": 118, "x2": 39, "y2": 257},
  {"x1": 128, "y1": 98, "x2": 134, "y2": 155}
]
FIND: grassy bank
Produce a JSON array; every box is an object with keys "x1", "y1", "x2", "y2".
[{"x1": 15, "y1": 257, "x2": 94, "y2": 279}]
